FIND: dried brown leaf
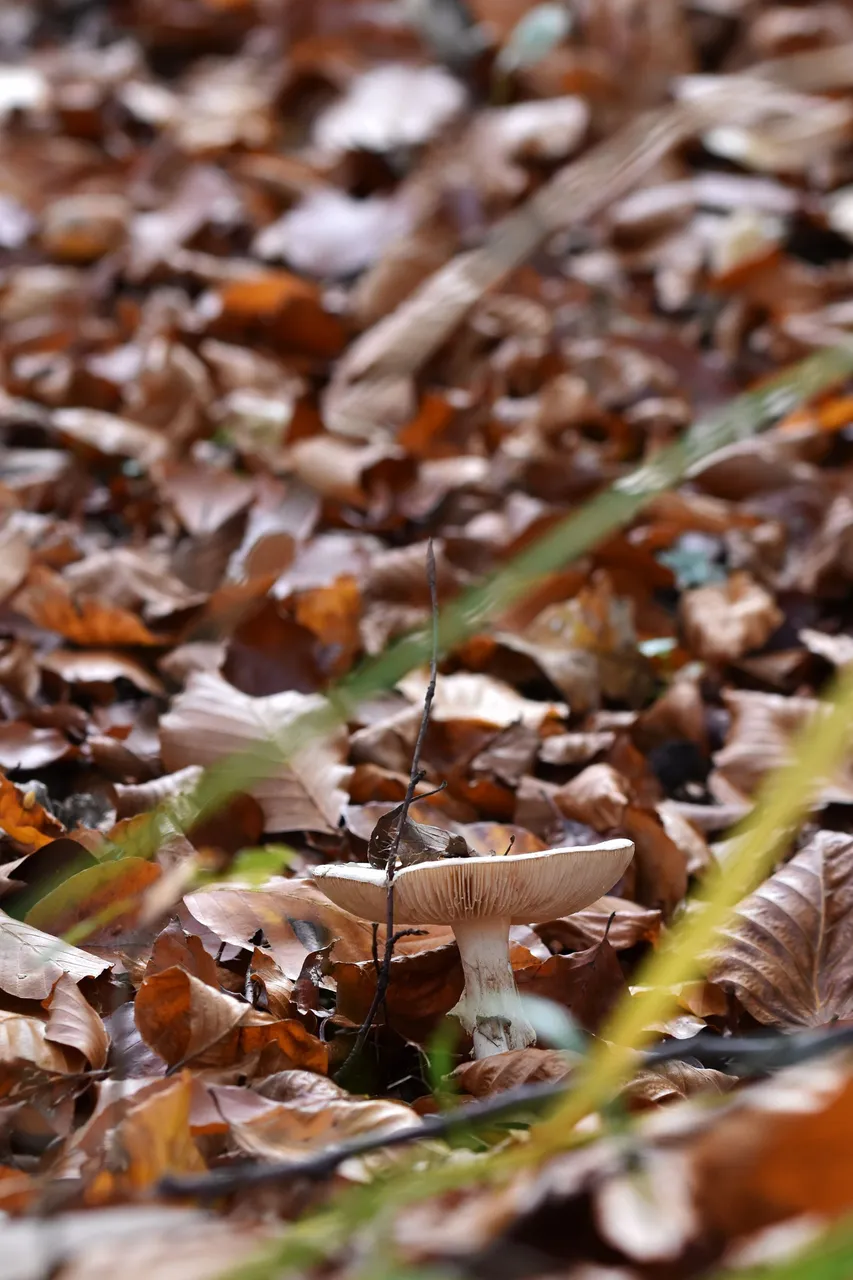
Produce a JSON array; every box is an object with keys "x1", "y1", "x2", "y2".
[
  {"x1": 211, "y1": 1080, "x2": 420, "y2": 1162},
  {"x1": 709, "y1": 830, "x2": 853, "y2": 1026},
  {"x1": 534, "y1": 895, "x2": 662, "y2": 953},
  {"x1": 555, "y1": 765, "x2": 631, "y2": 832},
  {"x1": 44, "y1": 973, "x2": 109, "y2": 1069},
  {"x1": 680, "y1": 572, "x2": 783, "y2": 663},
  {"x1": 450, "y1": 1047, "x2": 577, "y2": 1098},
  {"x1": 160, "y1": 672, "x2": 351, "y2": 833},
  {"x1": 0, "y1": 911, "x2": 108, "y2": 1000}
]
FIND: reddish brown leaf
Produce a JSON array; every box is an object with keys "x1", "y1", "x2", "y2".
[{"x1": 515, "y1": 936, "x2": 628, "y2": 1032}]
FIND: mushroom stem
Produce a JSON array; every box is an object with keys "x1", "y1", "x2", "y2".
[{"x1": 449, "y1": 917, "x2": 536, "y2": 1059}]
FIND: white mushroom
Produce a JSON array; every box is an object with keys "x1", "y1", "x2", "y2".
[{"x1": 313, "y1": 839, "x2": 634, "y2": 1059}]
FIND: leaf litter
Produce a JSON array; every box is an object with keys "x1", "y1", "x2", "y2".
[{"x1": 3, "y1": 1, "x2": 853, "y2": 1277}]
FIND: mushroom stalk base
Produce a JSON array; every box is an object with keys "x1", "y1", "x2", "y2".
[{"x1": 449, "y1": 917, "x2": 536, "y2": 1059}]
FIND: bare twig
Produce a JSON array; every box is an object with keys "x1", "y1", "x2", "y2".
[
  {"x1": 337, "y1": 541, "x2": 439, "y2": 1079},
  {"x1": 159, "y1": 1024, "x2": 853, "y2": 1200}
]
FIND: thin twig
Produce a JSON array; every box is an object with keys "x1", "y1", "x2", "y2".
[
  {"x1": 159, "y1": 1024, "x2": 853, "y2": 1200},
  {"x1": 337, "y1": 541, "x2": 439, "y2": 1079}
]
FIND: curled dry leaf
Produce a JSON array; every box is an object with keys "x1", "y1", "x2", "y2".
[
  {"x1": 45, "y1": 973, "x2": 110, "y2": 1069},
  {"x1": 14, "y1": 566, "x2": 158, "y2": 647},
  {"x1": 0, "y1": 911, "x2": 108, "y2": 1000},
  {"x1": 0, "y1": 775, "x2": 65, "y2": 850},
  {"x1": 554, "y1": 764, "x2": 631, "y2": 831},
  {"x1": 680, "y1": 571, "x2": 782, "y2": 663},
  {"x1": 515, "y1": 936, "x2": 628, "y2": 1033},
  {"x1": 94, "y1": 1076, "x2": 206, "y2": 1199},
  {"x1": 41, "y1": 650, "x2": 165, "y2": 697},
  {"x1": 709, "y1": 830, "x2": 853, "y2": 1026},
  {"x1": 333, "y1": 944, "x2": 464, "y2": 1045},
  {"x1": 450, "y1": 1047, "x2": 577, "y2": 1098},
  {"x1": 713, "y1": 690, "x2": 853, "y2": 803},
  {"x1": 209, "y1": 1082, "x2": 420, "y2": 1163},
  {"x1": 398, "y1": 670, "x2": 567, "y2": 730},
  {"x1": 534, "y1": 895, "x2": 662, "y2": 953},
  {"x1": 0, "y1": 1011, "x2": 76, "y2": 1075},
  {"x1": 623, "y1": 1061, "x2": 737, "y2": 1111},
  {"x1": 134, "y1": 966, "x2": 247, "y2": 1067},
  {"x1": 160, "y1": 672, "x2": 351, "y2": 833},
  {"x1": 135, "y1": 964, "x2": 330, "y2": 1073}
]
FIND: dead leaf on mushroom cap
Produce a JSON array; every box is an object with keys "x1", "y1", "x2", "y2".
[
  {"x1": 160, "y1": 672, "x2": 352, "y2": 833},
  {"x1": 185, "y1": 877, "x2": 453, "y2": 978}
]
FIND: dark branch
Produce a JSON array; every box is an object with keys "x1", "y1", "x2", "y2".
[
  {"x1": 159, "y1": 1025, "x2": 853, "y2": 1201},
  {"x1": 337, "y1": 541, "x2": 439, "y2": 1080}
]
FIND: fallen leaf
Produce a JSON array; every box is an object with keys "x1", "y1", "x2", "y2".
[
  {"x1": 45, "y1": 974, "x2": 110, "y2": 1069},
  {"x1": 0, "y1": 911, "x2": 108, "y2": 999},
  {"x1": 25, "y1": 858, "x2": 162, "y2": 937},
  {"x1": 450, "y1": 1047, "x2": 577, "y2": 1097},
  {"x1": 680, "y1": 571, "x2": 783, "y2": 663},
  {"x1": 313, "y1": 65, "x2": 466, "y2": 154},
  {"x1": 709, "y1": 830, "x2": 853, "y2": 1026},
  {"x1": 134, "y1": 966, "x2": 249, "y2": 1067},
  {"x1": 14, "y1": 566, "x2": 159, "y2": 646},
  {"x1": 515, "y1": 936, "x2": 628, "y2": 1032},
  {"x1": 160, "y1": 673, "x2": 352, "y2": 833},
  {"x1": 333, "y1": 944, "x2": 464, "y2": 1045},
  {"x1": 623, "y1": 1060, "x2": 737, "y2": 1110},
  {"x1": 398, "y1": 670, "x2": 567, "y2": 730},
  {"x1": 0, "y1": 723, "x2": 72, "y2": 771},
  {"x1": 534, "y1": 896, "x2": 662, "y2": 953},
  {"x1": 104, "y1": 1076, "x2": 206, "y2": 1196},
  {"x1": 41, "y1": 650, "x2": 165, "y2": 697},
  {"x1": 0, "y1": 1010, "x2": 75, "y2": 1075},
  {"x1": 210, "y1": 1081, "x2": 420, "y2": 1161},
  {"x1": 0, "y1": 776, "x2": 66, "y2": 850},
  {"x1": 713, "y1": 690, "x2": 853, "y2": 803},
  {"x1": 555, "y1": 765, "x2": 631, "y2": 831},
  {"x1": 51, "y1": 407, "x2": 168, "y2": 468}
]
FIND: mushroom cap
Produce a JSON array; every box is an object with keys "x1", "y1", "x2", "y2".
[{"x1": 312, "y1": 839, "x2": 634, "y2": 925}]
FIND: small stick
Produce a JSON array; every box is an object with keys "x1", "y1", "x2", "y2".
[{"x1": 337, "y1": 541, "x2": 439, "y2": 1078}]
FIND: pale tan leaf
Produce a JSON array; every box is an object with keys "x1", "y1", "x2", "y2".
[
  {"x1": 680, "y1": 571, "x2": 782, "y2": 663},
  {"x1": 210, "y1": 1082, "x2": 420, "y2": 1162},
  {"x1": 0, "y1": 1010, "x2": 74, "y2": 1073},
  {"x1": 709, "y1": 830, "x2": 853, "y2": 1026},
  {"x1": 555, "y1": 765, "x2": 631, "y2": 831},
  {"x1": 45, "y1": 974, "x2": 109, "y2": 1069},
  {"x1": 160, "y1": 672, "x2": 351, "y2": 833},
  {"x1": 713, "y1": 690, "x2": 853, "y2": 803},
  {"x1": 0, "y1": 911, "x2": 109, "y2": 1000},
  {"x1": 398, "y1": 670, "x2": 566, "y2": 730},
  {"x1": 51, "y1": 407, "x2": 168, "y2": 467},
  {"x1": 184, "y1": 877, "x2": 449, "y2": 975}
]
